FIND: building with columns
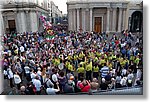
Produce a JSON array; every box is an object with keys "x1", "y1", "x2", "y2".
[
  {"x1": 0, "y1": 0, "x2": 50, "y2": 34},
  {"x1": 67, "y1": 0, "x2": 143, "y2": 33}
]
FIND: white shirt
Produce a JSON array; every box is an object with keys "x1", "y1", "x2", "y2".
[
  {"x1": 46, "y1": 88, "x2": 59, "y2": 95},
  {"x1": 33, "y1": 79, "x2": 42, "y2": 91},
  {"x1": 58, "y1": 63, "x2": 64, "y2": 70},
  {"x1": 7, "y1": 69, "x2": 14, "y2": 79},
  {"x1": 3, "y1": 70, "x2": 7, "y2": 76},
  {"x1": 127, "y1": 73, "x2": 134, "y2": 80},
  {"x1": 44, "y1": 78, "x2": 54, "y2": 88},
  {"x1": 37, "y1": 71, "x2": 42, "y2": 77},
  {"x1": 20, "y1": 46, "x2": 25, "y2": 52},
  {"x1": 52, "y1": 74, "x2": 58, "y2": 82},
  {"x1": 136, "y1": 69, "x2": 142, "y2": 79},
  {"x1": 120, "y1": 77, "x2": 127, "y2": 86},
  {"x1": 14, "y1": 74, "x2": 21, "y2": 84},
  {"x1": 24, "y1": 66, "x2": 30, "y2": 74},
  {"x1": 121, "y1": 69, "x2": 127, "y2": 76},
  {"x1": 30, "y1": 72, "x2": 36, "y2": 82}
]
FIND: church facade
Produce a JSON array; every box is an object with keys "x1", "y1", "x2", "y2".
[{"x1": 67, "y1": 0, "x2": 143, "y2": 33}]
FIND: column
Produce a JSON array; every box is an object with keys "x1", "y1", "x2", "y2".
[
  {"x1": 122, "y1": 8, "x2": 126, "y2": 30},
  {"x1": 20, "y1": 11, "x2": 27, "y2": 32},
  {"x1": 16, "y1": 12, "x2": 20, "y2": 32},
  {"x1": 112, "y1": 8, "x2": 117, "y2": 32},
  {"x1": 25, "y1": 10, "x2": 30, "y2": 32},
  {"x1": 0, "y1": 10, "x2": 4, "y2": 35},
  {"x1": 76, "y1": 8, "x2": 80, "y2": 31},
  {"x1": 82, "y1": 8, "x2": 85, "y2": 32},
  {"x1": 68, "y1": 10, "x2": 71, "y2": 31},
  {"x1": 118, "y1": 8, "x2": 123, "y2": 32},
  {"x1": 0, "y1": 6, "x2": 4, "y2": 94},
  {"x1": 73, "y1": 9, "x2": 76, "y2": 31},
  {"x1": 90, "y1": 8, "x2": 93, "y2": 32},
  {"x1": 14, "y1": 11, "x2": 19, "y2": 33},
  {"x1": 30, "y1": 11, "x2": 38, "y2": 32},
  {"x1": 16, "y1": 11, "x2": 27, "y2": 33},
  {"x1": 70, "y1": 9, "x2": 73, "y2": 31},
  {"x1": 106, "y1": 7, "x2": 110, "y2": 33}
]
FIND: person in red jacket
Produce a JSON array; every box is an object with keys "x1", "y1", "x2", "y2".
[{"x1": 78, "y1": 79, "x2": 91, "y2": 92}]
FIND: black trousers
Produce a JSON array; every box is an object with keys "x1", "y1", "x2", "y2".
[
  {"x1": 86, "y1": 71, "x2": 92, "y2": 81},
  {"x1": 93, "y1": 72, "x2": 99, "y2": 79},
  {"x1": 36, "y1": 91, "x2": 41, "y2": 95},
  {"x1": 9, "y1": 78, "x2": 14, "y2": 88},
  {"x1": 16, "y1": 83, "x2": 21, "y2": 90}
]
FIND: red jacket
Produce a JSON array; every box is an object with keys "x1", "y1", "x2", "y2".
[{"x1": 78, "y1": 83, "x2": 91, "y2": 92}]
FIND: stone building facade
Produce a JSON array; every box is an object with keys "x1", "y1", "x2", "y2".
[
  {"x1": 0, "y1": 0, "x2": 63, "y2": 34},
  {"x1": 48, "y1": 0, "x2": 63, "y2": 24},
  {"x1": 0, "y1": 0, "x2": 49, "y2": 34},
  {"x1": 67, "y1": 0, "x2": 143, "y2": 33}
]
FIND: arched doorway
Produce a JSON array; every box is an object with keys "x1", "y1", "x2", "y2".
[{"x1": 130, "y1": 11, "x2": 143, "y2": 32}]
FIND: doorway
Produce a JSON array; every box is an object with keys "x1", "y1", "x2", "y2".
[
  {"x1": 130, "y1": 11, "x2": 142, "y2": 32},
  {"x1": 8, "y1": 20, "x2": 16, "y2": 33},
  {"x1": 94, "y1": 17, "x2": 102, "y2": 33}
]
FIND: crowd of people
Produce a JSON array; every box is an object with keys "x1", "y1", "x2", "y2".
[{"x1": 2, "y1": 29, "x2": 143, "y2": 95}]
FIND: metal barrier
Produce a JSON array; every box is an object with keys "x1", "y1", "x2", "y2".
[{"x1": 63, "y1": 85, "x2": 143, "y2": 95}]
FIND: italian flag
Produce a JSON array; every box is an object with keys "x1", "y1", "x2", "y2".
[{"x1": 45, "y1": 34, "x2": 55, "y2": 42}]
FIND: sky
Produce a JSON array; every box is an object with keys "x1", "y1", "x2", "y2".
[{"x1": 51, "y1": 0, "x2": 67, "y2": 14}]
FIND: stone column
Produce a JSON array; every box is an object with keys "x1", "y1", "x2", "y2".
[
  {"x1": 20, "y1": 11, "x2": 27, "y2": 33},
  {"x1": 122, "y1": 8, "x2": 126, "y2": 30},
  {"x1": 0, "y1": 8, "x2": 4, "y2": 94},
  {"x1": 30, "y1": 11, "x2": 38, "y2": 32},
  {"x1": 106, "y1": 7, "x2": 110, "y2": 33},
  {"x1": 112, "y1": 8, "x2": 117, "y2": 32},
  {"x1": 70, "y1": 9, "x2": 73, "y2": 31},
  {"x1": 90, "y1": 8, "x2": 93, "y2": 32},
  {"x1": 73, "y1": 9, "x2": 76, "y2": 31},
  {"x1": 76, "y1": 8, "x2": 80, "y2": 31},
  {"x1": 0, "y1": 10, "x2": 4, "y2": 35},
  {"x1": 118, "y1": 8, "x2": 123, "y2": 32},
  {"x1": 68, "y1": 9, "x2": 71, "y2": 31},
  {"x1": 82, "y1": 8, "x2": 85, "y2": 32},
  {"x1": 68, "y1": 9, "x2": 73, "y2": 31},
  {"x1": 16, "y1": 11, "x2": 27, "y2": 33},
  {"x1": 14, "y1": 11, "x2": 18, "y2": 33},
  {"x1": 16, "y1": 11, "x2": 21, "y2": 33},
  {"x1": 25, "y1": 10, "x2": 30, "y2": 32}
]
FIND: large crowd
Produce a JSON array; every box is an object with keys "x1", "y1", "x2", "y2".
[{"x1": 2, "y1": 29, "x2": 143, "y2": 95}]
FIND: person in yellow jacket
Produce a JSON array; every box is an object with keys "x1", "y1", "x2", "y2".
[
  {"x1": 85, "y1": 60, "x2": 92, "y2": 81},
  {"x1": 79, "y1": 60, "x2": 86, "y2": 68},
  {"x1": 73, "y1": 54, "x2": 79, "y2": 70},
  {"x1": 53, "y1": 57, "x2": 60, "y2": 66},
  {"x1": 65, "y1": 61, "x2": 70, "y2": 73},
  {"x1": 107, "y1": 60, "x2": 113, "y2": 70},
  {"x1": 77, "y1": 64, "x2": 85, "y2": 80},
  {"x1": 134, "y1": 55, "x2": 140, "y2": 66},
  {"x1": 68, "y1": 62, "x2": 75, "y2": 73},
  {"x1": 99, "y1": 57, "x2": 106, "y2": 67},
  {"x1": 93, "y1": 63, "x2": 99, "y2": 79}
]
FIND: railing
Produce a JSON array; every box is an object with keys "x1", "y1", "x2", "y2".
[{"x1": 63, "y1": 85, "x2": 143, "y2": 95}]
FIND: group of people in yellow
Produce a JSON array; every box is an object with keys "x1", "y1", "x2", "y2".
[{"x1": 51, "y1": 49, "x2": 140, "y2": 80}]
